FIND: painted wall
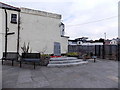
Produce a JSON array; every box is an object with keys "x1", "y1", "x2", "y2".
[
  {"x1": 60, "y1": 37, "x2": 68, "y2": 53},
  {"x1": 0, "y1": 8, "x2": 3, "y2": 59},
  {"x1": 0, "y1": 8, "x2": 18, "y2": 59},
  {"x1": 19, "y1": 8, "x2": 68, "y2": 54},
  {"x1": 5, "y1": 10, "x2": 18, "y2": 52},
  {"x1": 0, "y1": 7, "x2": 68, "y2": 56},
  {"x1": 110, "y1": 40, "x2": 117, "y2": 45},
  {"x1": 0, "y1": 11, "x2": 1, "y2": 85}
]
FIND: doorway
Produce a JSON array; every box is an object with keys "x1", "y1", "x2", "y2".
[{"x1": 54, "y1": 42, "x2": 61, "y2": 56}]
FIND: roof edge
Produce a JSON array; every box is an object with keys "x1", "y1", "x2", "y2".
[
  {"x1": 0, "y1": 2, "x2": 20, "y2": 11},
  {"x1": 20, "y1": 7, "x2": 61, "y2": 19}
]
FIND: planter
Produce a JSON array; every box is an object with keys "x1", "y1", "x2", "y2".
[
  {"x1": 50, "y1": 56, "x2": 61, "y2": 58},
  {"x1": 78, "y1": 55, "x2": 82, "y2": 59},
  {"x1": 66, "y1": 52, "x2": 79, "y2": 57},
  {"x1": 67, "y1": 55, "x2": 78, "y2": 57},
  {"x1": 40, "y1": 56, "x2": 50, "y2": 66}
]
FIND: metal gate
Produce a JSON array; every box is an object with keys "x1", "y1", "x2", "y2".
[{"x1": 54, "y1": 42, "x2": 61, "y2": 56}]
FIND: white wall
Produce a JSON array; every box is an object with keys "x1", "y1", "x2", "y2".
[
  {"x1": 110, "y1": 40, "x2": 117, "y2": 45},
  {"x1": 0, "y1": 9, "x2": 2, "y2": 89},
  {"x1": 0, "y1": 7, "x2": 68, "y2": 56},
  {"x1": 0, "y1": 8, "x2": 1, "y2": 86},
  {"x1": 0, "y1": 8, "x2": 18, "y2": 58},
  {"x1": 20, "y1": 8, "x2": 68, "y2": 54},
  {"x1": 0, "y1": 9, "x2": 3, "y2": 59},
  {"x1": 5, "y1": 10, "x2": 18, "y2": 52},
  {"x1": 119, "y1": 1, "x2": 120, "y2": 38},
  {"x1": 61, "y1": 37, "x2": 68, "y2": 53}
]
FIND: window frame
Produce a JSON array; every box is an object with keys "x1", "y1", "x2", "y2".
[{"x1": 11, "y1": 14, "x2": 17, "y2": 24}]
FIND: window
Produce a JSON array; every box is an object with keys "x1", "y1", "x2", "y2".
[
  {"x1": 11, "y1": 14, "x2": 17, "y2": 24},
  {"x1": 60, "y1": 22, "x2": 65, "y2": 36}
]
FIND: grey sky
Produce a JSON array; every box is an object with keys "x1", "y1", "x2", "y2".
[{"x1": 0, "y1": 0, "x2": 119, "y2": 40}]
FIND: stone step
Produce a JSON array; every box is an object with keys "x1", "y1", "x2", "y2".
[
  {"x1": 50, "y1": 57, "x2": 78, "y2": 61},
  {"x1": 47, "y1": 61, "x2": 88, "y2": 67},
  {"x1": 49, "y1": 59, "x2": 82, "y2": 64}
]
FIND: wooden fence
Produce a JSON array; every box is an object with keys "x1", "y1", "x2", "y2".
[{"x1": 68, "y1": 45, "x2": 120, "y2": 61}]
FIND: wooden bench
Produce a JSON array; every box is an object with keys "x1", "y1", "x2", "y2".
[
  {"x1": 2, "y1": 52, "x2": 19, "y2": 66},
  {"x1": 20, "y1": 53, "x2": 41, "y2": 69}
]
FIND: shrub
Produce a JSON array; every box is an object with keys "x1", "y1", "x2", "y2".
[
  {"x1": 82, "y1": 53, "x2": 91, "y2": 59},
  {"x1": 41, "y1": 54, "x2": 50, "y2": 58},
  {"x1": 21, "y1": 42, "x2": 32, "y2": 53},
  {"x1": 66, "y1": 52, "x2": 79, "y2": 57},
  {"x1": 40, "y1": 54, "x2": 50, "y2": 66}
]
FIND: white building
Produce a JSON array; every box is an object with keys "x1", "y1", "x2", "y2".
[
  {"x1": 68, "y1": 40, "x2": 103, "y2": 46},
  {"x1": 68, "y1": 40, "x2": 77, "y2": 45},
  {"x1": 81, "y1": 42, "x2": 103, "y2": 45},
  {"x1": 110, "y1": 39, "x2": 118, "y2": 45},
  {"x1": 0, "y1": 2, "x2": 69, "y2": 58}
]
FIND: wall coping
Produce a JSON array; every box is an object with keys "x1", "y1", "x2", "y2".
[{"x1": 20, "y1": 7, "x2": 61, "y2": 19}]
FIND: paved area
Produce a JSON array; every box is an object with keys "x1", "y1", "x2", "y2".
[{"x1": 2, "y1": 59, "x2": 118, "y2": 88}]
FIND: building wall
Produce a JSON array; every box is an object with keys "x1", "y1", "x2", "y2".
[
  {"x1": 19, "y1": 8, "x2": 68, "y2": 54},
  {"x1": 0, "y1": 8, "x2": 18, "y2": 58},
  {"x1": 61, "y1": 37, "x2": 68, "y2": 53},
  {"x1": 0, "y1": 9, "x2": 3, "y2": 59},
  {"x1": 110, "y1": 40, "x2": 117, "y2": 45},
  {"x1": 5, "y1": 10, "x2": 18, "y2": 52},
  {"x1": 0, "y1": 8, "x2": 2, "y2": 89},
  {"x1": 68, "y1": 41, "x2": 77, "y2": 45}
]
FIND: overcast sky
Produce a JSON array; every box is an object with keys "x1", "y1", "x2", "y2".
[{"x1": 0, "y1": 0, "x2": 119, "y2": 40}]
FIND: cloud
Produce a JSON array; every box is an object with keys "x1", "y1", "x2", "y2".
[{"x1": 63, "y1": 0, "x2": 119, "y2": 40}]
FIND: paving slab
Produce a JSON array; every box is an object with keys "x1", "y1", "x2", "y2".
[{"x1": 2, "y1": 59, "x2": 118, "y2": 88}]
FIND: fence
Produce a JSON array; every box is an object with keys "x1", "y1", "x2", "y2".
[
  {"x1": 95, "y1": 45, "x2": 118, "y2": 60},
  {"x1": 68, "y1": 45, "x2": 120, "y2": 61},
  {"x1": 68, "y1": 45, "x2": 95, "y2": 54}
]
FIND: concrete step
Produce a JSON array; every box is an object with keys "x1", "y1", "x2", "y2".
[
  {"x1": 50, "y1": 57, "x2": 77, "y2": 61},
  {"x1": 49, "y1": 59, "x2": 82, "y2": 64},
  {"x1": 47, "y1": 61, "x2": 88, "y2": 67}
]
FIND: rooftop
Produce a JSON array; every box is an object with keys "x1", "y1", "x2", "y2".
[
  {"x1": 0, "y1": 2, "x2": 20, "y2": 11},
  {"x1": 20, "y1": 8, "x2": 61, "y2": 19},
  {"x1": 0, "y1": 2, "x2": 61, "y2": 19}
]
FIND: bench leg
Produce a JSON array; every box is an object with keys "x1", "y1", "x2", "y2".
[
  {"x1": 2, "y1": 59, "x2": 3, "y2": 65},
  {"x1": 34, "y1": 62, "x2": 35, "y2": 69},
  {"x1": 12, "y1": 60, "x2": 14, "y2": 66}
]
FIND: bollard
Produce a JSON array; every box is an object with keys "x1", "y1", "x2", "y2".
[{"x1": 92, "y1": 56, "x2": 97, "y2": 63}]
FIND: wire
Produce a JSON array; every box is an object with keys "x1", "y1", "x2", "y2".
[{"x1": 66, "y1": 15, "x2": 118, "y2": 27}]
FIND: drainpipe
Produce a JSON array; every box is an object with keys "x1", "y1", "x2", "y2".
[
  {"x1": 17, "y1": 11, "x2": 20, "y2": 54},
  {"x1": 4, "y1": 9, "x2": 8, "y2": 58}
]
